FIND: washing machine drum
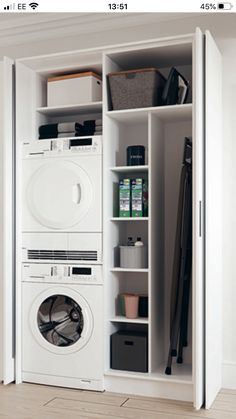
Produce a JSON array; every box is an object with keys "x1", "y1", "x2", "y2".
[
  {"x1": 38, "y1": 295, "x2": 84, "y2": 347},
  {"x1": 30, "y1": 288, "x2": 93, "y2": 354}
]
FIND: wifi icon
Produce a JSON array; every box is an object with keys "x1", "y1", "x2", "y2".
[{"x1": 29, "y1": 2, "x2": 38, "y2": 9}]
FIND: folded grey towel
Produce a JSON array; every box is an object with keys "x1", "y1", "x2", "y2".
[
  {"x1": 58, "y1": 122, "x2": 82, "y2": 133},
  {"x1": 57, "y1": 132, "x2": 77, "y2": 138}
]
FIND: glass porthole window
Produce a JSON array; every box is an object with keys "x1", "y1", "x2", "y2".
[{"x1": 37, "y1": 294, "x2": 84, "y2": 347}]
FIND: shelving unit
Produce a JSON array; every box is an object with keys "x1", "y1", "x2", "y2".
[
  {"x1": 14, "y1": 37, "x2": 196, "y2": 404},
  {"x1": 15, "y1": 50, "x2": 103, "y2": 141},
  {"x1": 103, "y1": 34, "x2": 197, "y2": 403}
]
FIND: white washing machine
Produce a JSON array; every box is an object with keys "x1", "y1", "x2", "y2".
[
  {"x1": 22, "y1": 136, "x2": 102, "y2": 233},
  {"x1": 22, "y1": 263, "x2": 104, "y2": 391}
]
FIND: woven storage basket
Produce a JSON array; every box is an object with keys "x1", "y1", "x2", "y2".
[{"x1": 108, "y1": 68, "x2": 166, "y2": 110}]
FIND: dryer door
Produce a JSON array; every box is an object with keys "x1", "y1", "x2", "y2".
[
  {"x1": 30, "y1": 287, "x2": 93, "y2": 355},
  {"x1": 26, "y1": 160, "x2": 93, "y2": 230}
]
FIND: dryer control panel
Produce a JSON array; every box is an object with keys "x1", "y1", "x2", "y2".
[
  {"x1": 22, "y1": 136, "x2": 102, "y2": 158},
  {"x1": 22, "y1": 263, "x2": 103, "y2": 285}
]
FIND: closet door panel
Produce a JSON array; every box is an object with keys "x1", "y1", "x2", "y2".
[
  {"x1": 1, "y1": 57, "x2": 15, "y2": 384},
  {"x1": 193, "y1": 27, "x2": 204, "y2": 410},
  {"x1": 205, "y1": 30, "x2": 222, "y2": 409}
]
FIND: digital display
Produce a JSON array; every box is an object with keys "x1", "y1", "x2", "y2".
[
  {"x1": 69, "y1": 138, "x2": 92, "y2": 147},
  {"x1": 72, "y1": 267, "x2": 92, "y2": 275}
]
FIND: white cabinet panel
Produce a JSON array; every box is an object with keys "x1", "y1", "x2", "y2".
[
  {"x1": 1, "y1": 57, "x2": 15, "y2": 384},
  {"x1": 193, "y1": 27, "x2": 204, "y2": 410},
  {"x1": 205, "y1": 30, "x2": 222, "y2": 409}
]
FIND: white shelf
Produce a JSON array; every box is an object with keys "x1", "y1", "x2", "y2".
[
  {"x1": 110, "y1": 268, "x2": 149, "y2": 273},
  {"x1": 110, "y1": 165, "x2": 149, "y2": 173},
  {"x1": 105, "y1": 364, "x2": 192, "y2": 385},
  {"x1": 109, "y1": 316, "x2": 149, "y2": 324},
  {"x1": 154, "y1": 363, "x2": 193, "y2": 383},
  {"x1": 110, "y1": 217, "x2": 149, "y2": 222},
  {"x1": 151, "y1": 103, "x2": 192, "y2": 121},
  {"x1": 36, "y1": 101, "x2": 102, "y2": 117},
  {"x1": 106, "y1": 103, "x2": 192, "y2": 123},
  {"x1": 107, "y1": 108, "x2": 148, "y2": 123}
]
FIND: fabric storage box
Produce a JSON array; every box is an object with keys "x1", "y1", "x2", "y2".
[
  {"x1": 47, "y1": 71, "x2": 102, "y2": 107},
  {"x1": 119, "y1": 245, "x2": 148, "y2": 269},
  {"x1": 111, "y1": 331, "x2": 148, "y2": 372},
  {"x1": 107, "y1": 68, "x2": 166, "y2": 110}
]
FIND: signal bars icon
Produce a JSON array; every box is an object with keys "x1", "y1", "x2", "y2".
[
  {"x1": 4, "y1": 4, "x2": 15, "y2": 10},
  {"x1": 29, "y1": 2, "x2": 38, "y2": 9}
]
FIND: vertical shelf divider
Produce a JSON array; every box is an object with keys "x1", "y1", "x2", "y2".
[
  {"x1": 103, "y1": 53, "x2": 122, "y2": 373},
  {"x1": 149, "y1": 113, "x2": 165, "y2": 373}
]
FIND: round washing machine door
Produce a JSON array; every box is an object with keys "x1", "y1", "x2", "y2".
[
  {"x1": 26, "y1": 160, "x2": 93, "y2": 230},
  {"x1": 30, "y1": 287, "x2": 93, "y2": 354}
]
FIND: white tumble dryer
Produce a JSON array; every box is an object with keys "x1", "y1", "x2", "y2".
[
  {"x1": 22, "y1": 136, "x2": 102, "y2": 233},
  {"x1": 22, "y1": 263, "x2": 104, "y2": 391},
  {"x1": 21, "y1": 136, "x2": 102, "y2": 264}
]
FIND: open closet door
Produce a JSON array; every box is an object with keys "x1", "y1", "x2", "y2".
[
  {"x1": 205, "y1": 30, "x2": 222, "y2": 409},
  {"x1": 193, "y1": 27, "x2": 204, "y2": 410},
  {"x1": 1, "y1": 57, "x2": 15, "y2": 384}
]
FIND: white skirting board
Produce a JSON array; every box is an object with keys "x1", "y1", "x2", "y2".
[
  {"x1": 222, "y1": 362, "x2": 236, "y2": 389},
  {"x1": 104, "y1": 375, "x2": 193, "y2": 402}
]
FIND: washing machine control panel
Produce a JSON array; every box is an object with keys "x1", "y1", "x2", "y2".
[{"x1": 22, "y1": 263, "x2": 103, "y2": 285}]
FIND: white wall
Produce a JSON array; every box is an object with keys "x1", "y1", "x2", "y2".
[
  {"x1": 0, "y1": 62, "x2": 3, "y2": 381},
  {"x1": 0, "y1": 14, "x2": 235, "y2": 58},
  {"x1": 0, "y1": 12, "x2": 234, "y2": 388}
]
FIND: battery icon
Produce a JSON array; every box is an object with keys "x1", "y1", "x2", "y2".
[{"x1": 218, "y1": 2, "x2": 233, "y2": 9}]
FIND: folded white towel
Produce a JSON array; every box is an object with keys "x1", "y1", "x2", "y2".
[
  {"x1": 57, "y1": 132, "x2": 77, "y2": 138},
  {"x1": 58, "y1": 122, "x2": 79, "y2": 133}
]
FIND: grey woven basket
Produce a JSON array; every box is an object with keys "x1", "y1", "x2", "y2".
[{"x1": 108, "y1": 68, "x2": 166, "y2": 110}]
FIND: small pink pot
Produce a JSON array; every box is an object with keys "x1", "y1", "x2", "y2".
[{"x1": 124, "y1": 294, "x2": 139, "y2": 319}]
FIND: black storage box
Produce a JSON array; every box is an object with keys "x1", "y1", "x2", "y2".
[
  {"x1": 111, "y1": 330, "x2": 148, "y2": 372},
  {"x1": 127, "y1": 145, "x2": 145, "y2": 166},
  {"x1": 138, "y1": 295, "x2": 148, "y2": 318}
]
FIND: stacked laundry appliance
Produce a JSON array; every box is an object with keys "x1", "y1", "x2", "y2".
[{"x1": 21, "y1": 134, "x2": 104, "y2": 391}]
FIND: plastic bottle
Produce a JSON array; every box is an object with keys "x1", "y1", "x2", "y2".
[
  {"x1": 134, "y1": 237, "x2": 144, "y2": 246},
  {"x1": 127, "y1": 237, "x2": 134, "y2": 246}
]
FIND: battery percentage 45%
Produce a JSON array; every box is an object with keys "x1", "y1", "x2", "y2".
[{"x1": 200, "y1": 3, "x2": 217, "y2": 9}]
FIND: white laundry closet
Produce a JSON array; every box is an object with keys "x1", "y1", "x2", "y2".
[{"x1": 0, "y1": 27, "x2": 222, "y2": 410}]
